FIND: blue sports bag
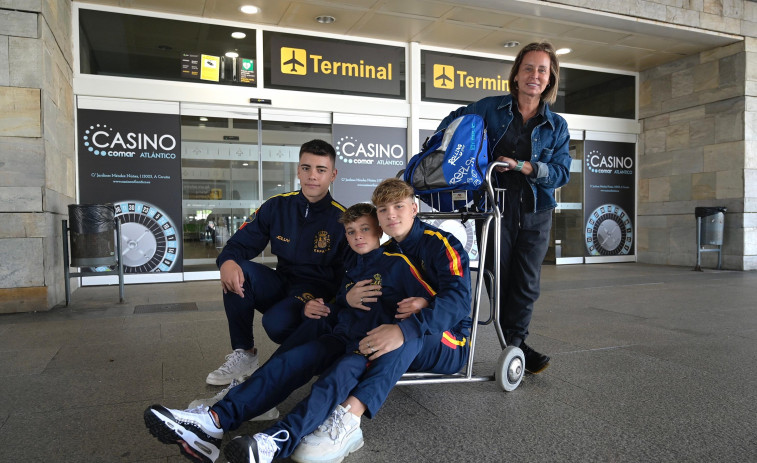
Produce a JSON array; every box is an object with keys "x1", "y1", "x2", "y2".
[{"x1": 404, "y1": 114, "x2": 489, "y2": 211}]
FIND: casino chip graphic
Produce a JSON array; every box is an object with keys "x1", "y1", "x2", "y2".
[{"x1": 114, "y1": 201, "x2": 179, "y2": 272}]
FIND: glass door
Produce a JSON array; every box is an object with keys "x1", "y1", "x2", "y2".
[
  {"x1": 179, "y1": 105, "x2": 332, "y2": 275},
  {"x1": 549, "y1": 135, "x2": 585, "y2": 264}
]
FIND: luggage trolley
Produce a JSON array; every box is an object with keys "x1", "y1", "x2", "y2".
[{"x1": 396, "y1": 162, "x2": 525, "y2": 392}]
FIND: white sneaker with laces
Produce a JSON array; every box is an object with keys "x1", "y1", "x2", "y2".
[
  {"x1": 206, "y1": 349, "x2": 258, "y2": 385},
  {"x1": 144, "y1": 404, "x2": 223, "y2": 463},
  {"x1": 291, "y1": 404, "x2": 363, "y2": 463},
  {"x1": 224, "y1": 430, "x2": 290, "y2": 463},
  {"x1": 189, "y1": 378, "x2": 280, "y2": 421}
]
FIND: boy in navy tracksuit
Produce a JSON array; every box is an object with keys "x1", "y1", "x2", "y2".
[
  {"x1": 144, "y1": 203, "x2": 437, "y2": 463},
  {"x1": 291, "y1": 177, "x2": 472, "y2": 463},
  {"x1": 206, "y1": 139, "x2": 348, "y2": 387}
]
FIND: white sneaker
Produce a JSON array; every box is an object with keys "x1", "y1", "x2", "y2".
[
  {"x1": 144, "y1": 404, "x2": 223, "y2": 463},
  {"x1": 189, "y1": 378, "x2": 280, "y2": 421},
  {"x1": 224, "y1": 430, "x2": 290, "y2": 463},
  {"x1": 291, "y1": 404, "x2": 363, "y2": 463},
  {"x1": 206, "y1": 349, "x2": 258, "y2": 385}
]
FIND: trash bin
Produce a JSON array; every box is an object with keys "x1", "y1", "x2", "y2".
[
  {"x1": 695, "y1": 206, "x2": 727, "y2": 245},
  {"x1": 67, "y1": 204, "x2": 117, "y2": 267}
]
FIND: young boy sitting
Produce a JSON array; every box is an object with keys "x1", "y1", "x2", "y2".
[{"x1": 144, "y1": 203, "x2": 436, "y2": 463}]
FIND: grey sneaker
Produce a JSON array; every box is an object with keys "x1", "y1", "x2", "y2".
[
  {"x1": 292, "y1": 404, "x2": 363, "y2": 463},
  {"x1": 144, "y1": 404, "x2": 222, "y2": 463},
  {"x1": 224, "y1": 430, "x2": 290, "y2": 463},
  {"x1": 189, "y1": 378, "x2": 280, "y2": 421},
  {"x1": 206, "y1": 349, "x2": 258, "y2": 385}
]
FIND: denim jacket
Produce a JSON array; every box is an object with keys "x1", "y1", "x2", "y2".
[{"x1": 437, "y1": 94, "x2": 571, "y2": 213}]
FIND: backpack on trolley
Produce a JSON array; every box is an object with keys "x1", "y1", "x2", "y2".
[{"x1": 404, "y1": 114, "x2": 489, "y2": 212}]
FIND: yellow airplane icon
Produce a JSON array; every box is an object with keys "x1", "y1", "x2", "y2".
[{"x1": 281, "y1": 47, "x2": 306, "y2": 75}]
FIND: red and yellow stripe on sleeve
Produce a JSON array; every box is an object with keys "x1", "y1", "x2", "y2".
[
  {"x1": 383, "y1": 252, "x2": 436, "y2": 297},
  {"x1": 423, "y1": 230, "x2": 464, "y2": 277}
]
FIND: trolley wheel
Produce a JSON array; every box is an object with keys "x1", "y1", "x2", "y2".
[{"x1": 496, "y1": 346, "x2": 525, "y2": 392}]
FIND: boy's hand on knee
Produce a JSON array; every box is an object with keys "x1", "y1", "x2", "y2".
[
  {"x1": 304, "y1": 298, "x2": 330, "y2": 319},
  {"x1": 360, "y1": 325, "x2": 405, "y2": 360},
  {"x1": 219, "y1": 260, "x2": 245, "y2": 297}
]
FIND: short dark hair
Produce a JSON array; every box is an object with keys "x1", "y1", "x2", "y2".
[
  {"x1": 508, "y1": 41, "x2": 560, "y2": 105},
  {"x1": 339, "y1": 203, "x2": 378, "y2": 225},
  {"x1": 299, "y1": 139, "x2": 336, "y2": 166}
]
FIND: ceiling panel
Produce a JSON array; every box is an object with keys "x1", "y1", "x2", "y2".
[
  {"x1": 414, "y1": 21, "x2": 497, "y2": 49},
  {"x1": 203, "y1": 0, "x2": 293, "y2": 24},
  {"x1": 379, "y1": 0, "x2": 453, "y2": 18},
  {"x1": 506, "y1": 17, "x2": 579, "y2": 36},
  {"x1": 444, "y1": 6, "x2": 520, "y2": 29},
  {"x1": 351, "y1": 12, "x2": 435, "y2": 42},
  {"x1": 127, "y1": 0, "x2": 206, "y2": 16},
  {"x1": 278, "y1": 3, "x2": 370, "y2": 35}
]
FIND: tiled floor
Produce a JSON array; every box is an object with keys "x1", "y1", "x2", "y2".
[{"x1": 1, "y1": 263, "x2": 755, "y2": 462}]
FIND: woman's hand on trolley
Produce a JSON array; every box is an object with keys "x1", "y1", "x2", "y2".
[
  {"x1": 358, "y1": 324, "x2": 405, "y2": 360},
  {"x1": 303, "y1": 298, "x2": 330, "y2": 319},
  {"x1": 395, "y1": 296, "x2": 429, "y2": 320},
  {"x1": 346, "y1": 279, "x2": 382, "y2": 311}
]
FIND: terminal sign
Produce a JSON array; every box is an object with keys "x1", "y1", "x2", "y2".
[
  {"x1": 423, "y1": 50, "x2": 513, "y2": 104},
  {"x1": 267, "y1": 32, "x2": 404, "y2": 97}
]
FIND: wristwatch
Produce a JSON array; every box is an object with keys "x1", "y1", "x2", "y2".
[{"x1": 514, "y1": 160, "x2": 525, "y2": 171}]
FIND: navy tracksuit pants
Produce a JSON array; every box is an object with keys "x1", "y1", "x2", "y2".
[
  {"x1": 211, "y1": 320, "x2": 468, "y2": 458},
  {"x1": 223, "y1": 260, "x2": 317, "y2": 348},
  {"x1": 476, "y1": 188, "x2": 552, "y2": 345}
]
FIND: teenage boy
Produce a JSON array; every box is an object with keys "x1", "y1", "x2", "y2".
[
  {"x1": 206, "y1": 139, "x2": 347, "y2": 386},
  {"x1": 144, "y1": 203, "x2": 436, "y2": 463},
  {"x1": 290, "y1": 178, "x2": 472, "y2": 463}
]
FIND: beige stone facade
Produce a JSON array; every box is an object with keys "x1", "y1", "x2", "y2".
[{"x1": 0, "y1": 0, "x2": 74, "y2": 312}]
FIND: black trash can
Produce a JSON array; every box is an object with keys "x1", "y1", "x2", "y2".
[
  {"x1": 695, "y1": 206, "x2": 727, "y2": 246},
  {"x1": 67, "y1": 204, "x2": 117, "y2": 267}
]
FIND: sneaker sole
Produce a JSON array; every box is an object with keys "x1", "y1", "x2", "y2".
[
  {"x1": 143, "y1": 405, "x2": 220, "y2": 463},
  {"x1": 291, "y1": 434, "x2": 364, "y2": 463},
  {"x1": 224, "y1": 435, "x2": 258, "y2": 463},
  {"x1": 205, "y1": 369, "x2": 257, "y2": 386}
]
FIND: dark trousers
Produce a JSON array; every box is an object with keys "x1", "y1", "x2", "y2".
[
  {"x1": 476, "y1": 189, "x2": 552, "y2": 345},
  {"x1": 222, "y1": 260, "x2": 309, "y2": 349},
  {"x1": 350, "y1": 329, "x2": 469, "y2": 419}
]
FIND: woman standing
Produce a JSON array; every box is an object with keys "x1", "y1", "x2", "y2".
[{"x1": 436, "y1": 41, "x2": 571, "y2": 373}]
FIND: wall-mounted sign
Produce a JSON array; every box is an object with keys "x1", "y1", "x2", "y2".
[
  {"x1": 239, "y1": 58, "x2": 256, "y2": 84},
  {"x1": 181, "y1": 53, "x2": 200, "y2": 79},
  {"x1": 583, "y1": 140, "x2": 636, "y2": 257},
  {"x1": 266, "y1": 32, "x2": 404, "y2": 98},
  {"x1": 331, "y1": 124, "x2": 406, "y2": 206},
  {"x1": 77, "y1": 109, "x2": 183, "y2": 273},
  {"x1": 423, "y1": 50, "x2": 513, "y2": 104},
  {"x1": 200, "y1": 54, "x2": 220, "y2": 82}
]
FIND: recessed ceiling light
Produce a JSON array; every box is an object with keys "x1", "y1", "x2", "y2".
[
  {"x1": 240, "y1": 5, "x2": 259, "y2": 14},
  {"x1": 225, "y1": 51, "x2": 239, "y2": 58},
  {"x1": 503, "y1": 41, "x2": 520, "y2": 48},
  {"x1": 556, "y1": 48, "x2": 572, "y2": 55},
  {"x1": 231, "y1": 31, "x2": 246, "y2": 39},
  {"x1": 316, "y1": 15, "x2": 336, "y2": 24},
  {"x1": 242, "y1": 162, "x2": 249, "y2": 166},
  {"x1": 199, "y1": 117, "x2": 208, "y2": 121}
]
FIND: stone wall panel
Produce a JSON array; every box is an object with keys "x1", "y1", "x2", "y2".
[
  {"x1": 0, "y1": 87, "x2": 40, "y2": 137},
  {"x1": 0, "y1": 237, "x2": 43, "y2": 287},
  {"x1": 0, "y1": 186, "x2": 41, "y2": 212}
]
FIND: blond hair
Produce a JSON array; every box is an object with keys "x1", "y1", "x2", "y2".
[{"x1": 371, "y1": 178, "x2": 414, "y2": 207}]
